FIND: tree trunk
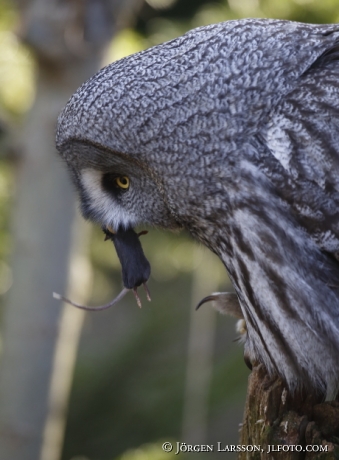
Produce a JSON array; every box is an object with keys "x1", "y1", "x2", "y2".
[{"x1": 239, "y1": 364, "x2": 339, "y2": 459}]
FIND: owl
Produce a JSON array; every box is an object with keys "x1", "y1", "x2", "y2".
[{"x1": 56, "y1": 18, "x2": 339, "y2": 400}]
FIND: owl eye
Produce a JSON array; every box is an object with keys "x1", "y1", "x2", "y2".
[{"x1": 116, "y1": 176, "x2": 130, "y2": 190}]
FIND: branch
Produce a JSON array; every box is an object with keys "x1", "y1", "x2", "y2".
[{"x1": 239, "y1": 364, "x2": 339, "y2": 459}]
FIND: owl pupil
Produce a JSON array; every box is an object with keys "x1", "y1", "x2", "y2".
[
  {"x1": 101, "y1": 173, "x2": 130, "y2": 194},
  {"x1": 116, "y1": 176, "x2": 130, "y2": 189}
]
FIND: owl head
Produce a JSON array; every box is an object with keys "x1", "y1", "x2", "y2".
[{"x1": 56, "y1": 19, "x2": 269, "y2": 243}]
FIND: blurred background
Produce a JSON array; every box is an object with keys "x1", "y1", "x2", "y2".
[{"x1": 0, "y1": 0, "x2": 338, "y2": 459}]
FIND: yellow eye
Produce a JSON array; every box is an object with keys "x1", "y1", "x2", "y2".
[{"x1": 116, "y1": 176, "x2": 130, "y2": 190}]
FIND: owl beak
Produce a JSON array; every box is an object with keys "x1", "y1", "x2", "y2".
[{"x1": 103, "y1": 225, "x2": 116, "y2": 241}]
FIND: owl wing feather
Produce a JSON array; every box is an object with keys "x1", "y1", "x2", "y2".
[
  {"x1": 228, "y1": 36, "x2": 339, "y2": 396},
  {"x1": 261, "y1": 40, "x2": 339, "y2": 256}
]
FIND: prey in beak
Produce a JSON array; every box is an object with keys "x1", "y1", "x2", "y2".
[{"x1": 53, "y1": 226, "x2": 151, "y2": 310}]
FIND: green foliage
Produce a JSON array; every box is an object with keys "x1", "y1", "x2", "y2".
[
  {"x1": 0, "y1": 0, "x2": 35, "y2": 116},
  {"x1": 136, "y1": 0, "x2": 339, "y2": 52}
]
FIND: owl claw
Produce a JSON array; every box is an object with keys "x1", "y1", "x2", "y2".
[
  {"x1": 244, "y1": 351, "x2": 253, "y2": 370},
  {"x1": 195, "y1": 294, "x2": 219, "y2": 310},
  {"x1": 196, "y1": 292, "x2": 243, "y2": 319}
]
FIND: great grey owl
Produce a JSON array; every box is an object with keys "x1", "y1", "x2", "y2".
[{"x1": 56, "y1": 18, "x2": 339, "y2": 400}]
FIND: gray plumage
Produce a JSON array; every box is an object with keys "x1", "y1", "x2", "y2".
[{"x1": 56, "y1": 18, "x2": 339, "y2": 399}]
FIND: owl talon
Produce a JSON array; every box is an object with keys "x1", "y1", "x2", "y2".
[
  {"x1": 195, "y1": 294, "x2": 217, "y2": 310},
  {"x1": 244, "y1": 352, "x2": 253, "y2": 370},
  {"x1": 196, "y1": 292, "x2": 243, "y2": 319}
]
